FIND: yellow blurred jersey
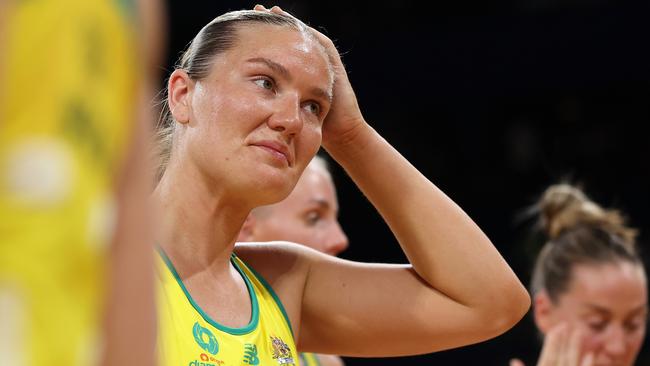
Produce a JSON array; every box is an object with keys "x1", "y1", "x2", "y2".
[
  {"x1": 0, "y1": 0, "x2": 139, "y2": 364},
  {"x1": 157, "y1": 252, "x2": 299, "y2": 366},
  {"x1": 299, "y1": 352, "x2": 322, "y2": 366}
]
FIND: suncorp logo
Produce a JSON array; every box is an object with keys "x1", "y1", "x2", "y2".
[
  {"x1": 192, "y1": 322, "x2": 219, "y2": 355},
  {"x1": 188, "y1": 361, "x2": 216, "y2": 366}
]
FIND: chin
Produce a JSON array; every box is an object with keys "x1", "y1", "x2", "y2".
[{"x1": 252, "y1": 177, "x2": 295, "y2": 206}]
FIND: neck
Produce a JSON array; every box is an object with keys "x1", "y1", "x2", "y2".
[{"x1": 153, "y1": 162, "x2": 252, "y2": 272}]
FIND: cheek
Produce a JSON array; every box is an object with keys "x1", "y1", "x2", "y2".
[
  {"x1": 199, "y1": 88, "x2": 266, "y2": 131},
  {"x1": 580, "y1": 331, "x2": 603, "y2": 352},
  {"x1": 580, "y1": 328, "x2": 646, "y2": 358},
  {"x1": 574, "y1": 322, "x2": 606, "y2": 352},
  {"x1": 261, "y1": 218, "x2": 309, "y2": 243},
  {"x1": 255, "y1": 221, "x2": 290, "y2": 242},
  {"x1": 287, "y1": 225, "x2": 325, "y2": 250},
  {"x1": 192, "y1": 84, "x2": 220, "y2": 121},
  {"x1": 298, "y1": 124, "x2": 322, "y2": 156},
  {"x1": 619, "y1": 332, "x2": 645, "y2": 364},
  {"x1": 296, "y1": 228, "x2": 323, "y2": 248},
  {"x1": 626, "y1": 330, "x2": 645, "y2": 352},
  {"x1": 233, "y1": 94, "x2": 272, "y2": 122}
]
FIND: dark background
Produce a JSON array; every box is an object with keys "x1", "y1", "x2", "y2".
[{"x1": 161, "y1": 0, "x2": 650, "y2": 364}]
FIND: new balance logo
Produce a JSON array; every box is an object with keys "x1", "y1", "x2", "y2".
[{"x1": 243, "y1": 344, "x2": 260, "y2": 365}]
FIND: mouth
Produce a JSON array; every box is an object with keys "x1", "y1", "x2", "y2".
[{"x1": 251, "y1": 140, "x2": 292, "y2": 166}]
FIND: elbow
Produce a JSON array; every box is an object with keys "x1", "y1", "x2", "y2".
[
  {"x1": 509, "y1": 281, "x2": 532, "y2": 326},
  {"x1": 482, "y1": 282, "x2": 531, "y2": 338}
]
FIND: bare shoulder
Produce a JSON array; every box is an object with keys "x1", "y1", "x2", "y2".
[
  {"x1": 233, "y1": 241, "x2": 319, "y2": 332},
  {"x1": 233, "y1": 241, "x2": 355, "y2": 283},
  {"x1": 234, "y1": 241, "x2": 314, "y2": 278}
]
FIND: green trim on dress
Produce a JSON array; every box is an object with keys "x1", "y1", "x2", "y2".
[{"x1": 158, "y1": 248, "x2": 260, "y2": 335}]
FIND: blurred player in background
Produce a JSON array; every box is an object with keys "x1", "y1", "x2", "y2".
[
  {"x1": 0, "y1": 0, "x2": 165, "y2": 364},
  {"x1": 510, "y1": 184, "x2": 647, "y2": 366}
]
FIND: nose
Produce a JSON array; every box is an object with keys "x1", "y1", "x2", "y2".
[
  {"x1": 268, "y1": 95, "x2": 303, "y2": 136},
  {"x1": 602, "y1": 325, "x2": 626, "y2": 357},
  {"x1": 324, "y1": 222, "x2": 349, "y2": 256}
]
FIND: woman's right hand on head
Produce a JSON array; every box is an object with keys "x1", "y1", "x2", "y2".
[
  {"x1": 305, "y1": 27, "x2": 366, "y2": 150},
  {"x1": 253, "y1": 4, "x2": 367, "y2": 150},
  {"x1": 517, "y1": 324, "x2": 594, "y2": 366}
]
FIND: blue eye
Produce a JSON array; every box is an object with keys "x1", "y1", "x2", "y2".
[
  {"x1": 304, "y1": 101, "x2": 321, "y2": 116},
  {"x1": 253, "y1": 77, "x2": 274, "y2": 90}
]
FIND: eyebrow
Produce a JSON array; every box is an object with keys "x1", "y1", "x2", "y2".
[
  {"x1": 311, "y1": 86, "x2": 333, "y2": 104},
  {"x1": 246, "y1": 57, "x2": 333, "y2": 103},
  {"x1": 247, "y1": 57, "x2": 291, "y2": 79},
  {"x1": 309, "y1": 198, "x2": 330, "y2": 209},
  {"x1": 583, "y1": 303, "x2": 648, "y2": 316},
  {"x1": 309, "y1": 198, "x2": 340, "y2": 214}
]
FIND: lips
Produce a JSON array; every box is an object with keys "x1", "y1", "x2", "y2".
[{"x1": 251, "y1": 140, "x2": 292, "y2": 166}]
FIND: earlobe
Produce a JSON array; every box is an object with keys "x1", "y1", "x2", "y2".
[
  {"x1": 168, "y1": 69, "x2": 191, "y2": 124},
  {"x1": 533, "y1": 290, "x2": 554, "y2": 334}
]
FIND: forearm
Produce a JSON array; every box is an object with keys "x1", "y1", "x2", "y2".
[
  {"x1": 102, "y1": 86, "x2": 157, "y2": 366},
  {"x1": 326, "y1": 123, "x2": 528, "y2": 312}
]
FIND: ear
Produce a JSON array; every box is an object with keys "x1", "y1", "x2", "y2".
[
  {"x1": 533, "y1": 290, "x2": 555, "y2": 335},
  {"x1": 168, "y1": 69, "x2": 192, "y2": 124},
  {"x1": 237, "y1": 214, "x2": 257, "y2": 242}
]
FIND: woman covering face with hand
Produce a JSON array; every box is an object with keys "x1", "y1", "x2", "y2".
[
  {"x1": 154, "y1": 6, "x2": 529, "y2": 365},
  {"x1": 510, "y1": 184, "x2": 647, "y2": 366}
]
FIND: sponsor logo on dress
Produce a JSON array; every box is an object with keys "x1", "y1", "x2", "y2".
[
  {"x1": 270, "y1": 336, "x2": 295, "y2": 365},
  {"x1": 243, "y1": 343, "x2": 260, "y2": 365},
  {"x1": 187, "y1": 353, "x2": 225, "y2": 366},
  {"x1": 188, "y1": 361, "x2": 217, "y2": 366},
  {"x1": 192, "y1": 322, "x2": 219, "y2": 355}
]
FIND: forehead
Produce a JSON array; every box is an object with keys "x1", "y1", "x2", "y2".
[
  {"x1": 561, "y1": 262, "x2": 647, "y2": 309},
  {"x1": 223, "y1": 23, "x2": 332, "y2": 83}
]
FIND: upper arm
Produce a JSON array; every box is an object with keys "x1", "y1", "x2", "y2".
[
  {"x1": 298, "y1": 251, "x2": 511, "y2": 357},
  {"x1": 237, "y1": 242, "x2": 515, "y2": 358},
  {"x1": 99, "y1": 1, "x2": 165, "y2": 364}
]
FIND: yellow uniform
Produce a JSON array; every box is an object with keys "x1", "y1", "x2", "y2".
[
  {"x1": 158, "y1": 251, "x2": 298, "y2": 366},
  {"x1": 299, "y1": 352, "x2": 322, "y2": 366},
  {"x1": 0, "y1": 0, "x2": 139, "y2": 364}
]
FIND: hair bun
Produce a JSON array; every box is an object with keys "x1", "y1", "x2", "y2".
[{"x1": 538, "y1": 184, "x2": 637, "y2": 244}]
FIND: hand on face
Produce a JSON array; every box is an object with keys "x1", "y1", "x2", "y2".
[
  {"x1": 511, "y1": 324, "x2": 594, "y2": 366},
  {"x1": 253, "y1": 5, "x2": 366, "y2": 150}
]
